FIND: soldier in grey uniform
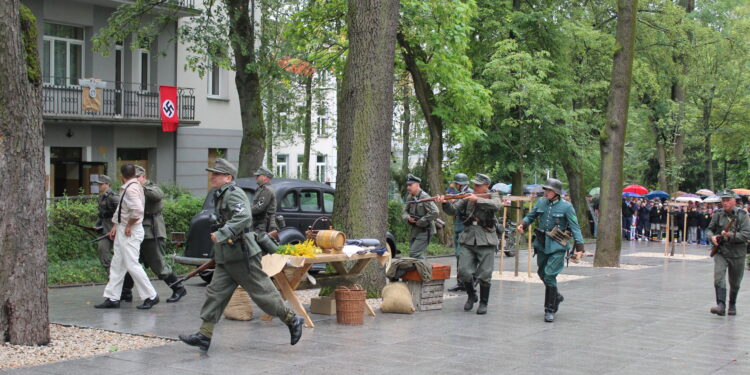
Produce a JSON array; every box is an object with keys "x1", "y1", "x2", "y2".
[
  {"x1": 447, "y1": 173, "x2": 473, "y2": 292},
  {"x1": 251, "y1": 166, "x2": 277, "y2": 236},
  {"x1": 706, "y1": 190, "x2": 750, "y2": 316},
  {"x1": 179, "y1": 159, "x2": 303, "y2": 351},
  {"x1": 518, "y1": 178, "x2": 584, "y2": 322},
  {"x1": 94, "y1": 175, "x2": 119, "y2": 272},
  {"x1": 438, "y1": 174, "x2": 501, "y2": 314},
  {"x1": 402, "y1": 174, "x2": 438, "y2": 259}
]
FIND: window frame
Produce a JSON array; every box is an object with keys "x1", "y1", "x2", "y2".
[
  {"x1": 207, "y1": 62, "x2": 224, "y2": 99},
  {"x1": 276, "y1": 154, "x2": 289, "y2": 178},
  {"x1": 42, "y1": 23, "x2": 85, "y2": 87},
  {"x1": 138, "y1": 49, "x2": 151, "y2": 92},
  {"x1": 316, "y1": 154, "x2": 327, "y2": 182}
]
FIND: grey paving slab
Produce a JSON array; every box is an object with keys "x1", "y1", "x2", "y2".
[{"x1": 4, "y1": 241, "x2": 750, "y2": 375}]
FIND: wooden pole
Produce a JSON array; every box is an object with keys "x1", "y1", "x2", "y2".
[
  {"x1": 664, "y1": 209, "x2": 671, "y2": 256},
  {"x1": 515, "y1": 203, "x2": 521, "y2": 277},
  {"x1": 527, "y1": 199, "x2": 533, "y2": 278},
  {"x1": 682, "y1": 208, "x2": 688, "y2": 256},
  {"x1": 499, "y1": 206, "x2": 507, "y2": 275}
]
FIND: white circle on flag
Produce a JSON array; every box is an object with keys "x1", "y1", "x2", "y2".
[{"x1": 162, "y1": 99, "x2": 176, "y2": 119}]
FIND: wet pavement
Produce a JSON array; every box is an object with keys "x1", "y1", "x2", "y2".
[{"x1": 4, "y1": 240, "x2": 750, "y2": 374}]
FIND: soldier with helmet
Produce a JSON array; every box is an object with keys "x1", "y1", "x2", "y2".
[
  {"x1": 94, "y1": 175, "x2": 119, "y2": 273},
  {"x1": 438, "y1": 174, "x2": 502, "y2": 314},
  {"x1": 251, "y1": 166, "x2": 278, "y2": 236},
  {"x1": 447, "y1": 173, "x2": 473, "y2": 292},
  {"x1": 517, "y1": 178, "x2": 585, "y2": 322},
  {"x1": 706, "y1": 190, "x2": 750, "y2": 316}
]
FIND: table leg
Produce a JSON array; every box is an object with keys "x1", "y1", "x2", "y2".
[
  {"x1": 275, "y1": 271, "x2": 315, "y2": 328},
  {"x1": 331, "y1": 262, "x2": 348, "y2": 275},
  {"x1": 347, "y1": 259, "x2": 371, "y2": 276}
]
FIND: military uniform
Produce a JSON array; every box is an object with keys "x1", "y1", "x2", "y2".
[
  {"x1": 94, "y1": 175, "x2": 119, "y2": 272},
  {"x1": 251, "y1": 166, "x2": 277, "y2": 235},
  {"x1": 179, "y1": 159, "x2": 303, "y2": 351},
  {"x1": 401, "y1": 174, "x2": 438, "y2": 259},
  {"x1": 521, "y1": 178, "x2": 584, "y2": 322},
  {"x1": 706, "y1": 190, "x2": 750, "y2": 316},
  {"x1": 442, "y1": 174, "x2": 500, "y2": 314},
  {"x1": 447, "y1": 173, "x2": 473, "y2": 292}
]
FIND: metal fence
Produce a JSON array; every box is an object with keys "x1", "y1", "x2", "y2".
[{"x1": 42, "y1": 78, "x2": 195, "y2": 120}]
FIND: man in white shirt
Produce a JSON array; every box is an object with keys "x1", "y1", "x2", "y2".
[{"x1": 95, "y1": 163, "x2": 159, "y2": 309}]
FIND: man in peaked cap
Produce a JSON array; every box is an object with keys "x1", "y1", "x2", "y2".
[
  {"x1": 252, "y1": 166, "x2": 277, "y2": 236},
  {"x1": 179, "y1": 158, "x2": 303, "y2": 351},
  {"x1": 518, "y1": 178, "x2": 584, "y2": 322},
  {"x1": 439, "y1": 173, "x2": 502, "y2": 314},
  {"x1": 402, "y1": 174, "x2": 438, "y2": 259},
  {"x1": 706, "y1": 190, "x2": 750, "y2": 316}
]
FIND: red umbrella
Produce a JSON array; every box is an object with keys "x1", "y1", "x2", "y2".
[{"x1": 623, "y1": 185, "x2": 648, "y2": 195}]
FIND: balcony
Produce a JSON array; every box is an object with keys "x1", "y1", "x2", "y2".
[{"x1": 42, "y1": 78, "x2": 196, "y2": 123}]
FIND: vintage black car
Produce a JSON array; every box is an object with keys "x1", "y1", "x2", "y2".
[{"x1": 172, "y1": 178, "x2": 398, "y2": 282}]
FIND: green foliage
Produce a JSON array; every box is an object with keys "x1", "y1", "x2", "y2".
[
  {"x1": 160, "y1": 194, "x2": 204, "y2": 255},
  {"x1": 19, "y1": 4, "x2": 41, "y2": 85},
  {"x1": 47, "y1": 258, "x2": 108, "y2": 285},
  {"x1": 47, "y1": 198, "x2": 99, "y2": 263},
  {"x1": 387, "y1": 201, "x2": 409, "y2": 243}
]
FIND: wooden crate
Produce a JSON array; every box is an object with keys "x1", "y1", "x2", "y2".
[
  {"x1": 402, "y1": 263, "x2": 451, "y2": 281},
  {"x1": 406, "y1": 279, "x2": 445, "y2": 311}
]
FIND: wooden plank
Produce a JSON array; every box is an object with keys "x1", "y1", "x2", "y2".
[
  {"x1": 504, "y1": 195, "x2": 533, "y2": 202},
  {"x1": 499, "y1": 206, "x2": 507, "y2": 275},
  {"x1": 288, "y1": 264, "x2": 313, "y2": 290},
  {"x1": 303, "y1": 252, "x2": 379, "y2": 264},
  {"x1": 527, "y1": 199, "x2": 533, "y2": 277},
  {"x1": 330, "y1": 262, "x2": 348, "y2": 275},
  {"x1": 347, "y1": 258, "x2": 371, "y2": 276},
  {"x1": 274, "y1": 271, "x2": 315, "y2": 328}
]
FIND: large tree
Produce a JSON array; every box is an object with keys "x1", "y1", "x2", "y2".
[
  {"x1": 595, "y1": 0, "x2": 639, "y2": 267},
  {"x1": 0, "y1": 2, "x2": 50, "y2": 345},
  {"x1": 332, "y1": 0, "x2": 399, "y2": 293}
]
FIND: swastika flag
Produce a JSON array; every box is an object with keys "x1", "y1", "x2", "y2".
[{"x1": 159, "y1": 86, "x2": 179, "y2": 132}]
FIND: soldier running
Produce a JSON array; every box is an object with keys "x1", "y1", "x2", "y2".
[{"x1": 402, "y1": 174, "x2": 438, "y2": 260}]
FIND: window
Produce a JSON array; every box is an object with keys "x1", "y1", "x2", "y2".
[
  {"x1": 300, "y1": 190, "x2": 321, "y2": 211},
  {"x1": 139, "y1": 49, "x2": 150, "y2": 91},
  {"x1": 207, "y1": 62, "x2": 222, "y2": 97},
  {"x1": 316, "y1": 154, "x2": 327, "y2": 182},
  {"x1": 324, "y1": 192, "x2": 334, "y2": 212},
  {"x1": 316, "y1": 116, "x2": 327, "y2": 136},
  {"x1": 43, "y1": 23, "x2": 84, "y2": 86},
  {"x1": 280, "y1": 191, "x2": 297, "y2": 210},
  {"x1": 276, "y1": 154, "x2": 288, "y2": 178},
  {"x1": 296, "y1": 154, "x2": 304, "y2": 178}
]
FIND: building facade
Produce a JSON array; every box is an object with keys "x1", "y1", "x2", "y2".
[{"x1": 23, "y1": 0, "x2": 198, "y2": 197}]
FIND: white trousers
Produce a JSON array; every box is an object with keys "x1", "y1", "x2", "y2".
[{"x1": 103, "y1": 224, "x2": 157, "y2": 301}]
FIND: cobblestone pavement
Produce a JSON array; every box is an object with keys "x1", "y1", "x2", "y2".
[{"x1": 4, "y1": 241, "x2": 750, "y2": 374}]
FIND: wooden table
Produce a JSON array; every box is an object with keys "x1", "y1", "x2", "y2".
[{"x1": 260, "y1": 251, "x2": 389, "y2": 328}]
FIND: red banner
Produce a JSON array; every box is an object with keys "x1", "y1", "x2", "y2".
[{"x1": 159, "y1": 86, "x2": 179, "y2": 132}]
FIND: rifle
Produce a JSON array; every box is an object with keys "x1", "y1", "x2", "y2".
[
  {"x1": 407, "y1": 192, "x2": 493, "y2": 204},
  {"x1": 169, "y1": 259, "x2": 216, "y2": 288},
  {"x1": 89, "y1": 233, "x2": 110, "y2": 243},
  {"x1": 710, "y1": 217, "x2": 736, "y2": 257},
  {"x1": 75, "y1": 223, "x2": 102, "y2": 238}
]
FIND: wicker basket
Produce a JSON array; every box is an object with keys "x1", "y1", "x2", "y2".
[{"x1": 334, "y1": 285, "x2": 366, "y2": 325}]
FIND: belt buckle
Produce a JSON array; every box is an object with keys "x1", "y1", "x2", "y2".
[{"x1": 472, "y1": 222, "x2": 478, "y2": 226}]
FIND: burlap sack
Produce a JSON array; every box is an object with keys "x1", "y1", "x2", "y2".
[
  {"x1": 380, "y1": 282, "x2": 415, "y2": 314},
  {"x1": 223, "y1": 286, "x2": 254, "y2": 321}
]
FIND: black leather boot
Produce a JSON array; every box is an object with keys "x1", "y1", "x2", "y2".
[
  {"x1": 710, "y1": 286, "x2": 727, "y2": 316},
  {"x1": 137, "y1": 295, "x2": 160, "y2": 310},
  {"x1": 476, "y1": 284, "x2": 490, "y2": 315},
  {"x1": 286, "y1": 314, "x2": 304, "y2": 345},
  {"x1": 121, "y1": 273, "x2": 134, "y2": 302},
  {"x1": 94, "y1": 299, "x2": 120, "y2": 309},
  {"x1": 464, "y1": 282, "x2": 478, "y2": 311},
  {"x1": 448, "y1": 282, "x2": 465, "y2": 292},
  {"x1": 179, "y1": 332, "x2": 211, "y2": 351},
  {"x1": 728, "y1": 288, "x2": 738, "y2": 316},
  {"x1": 165, "y1": 274, "x2": 187, "y2": 303},
  {"x1": 544, "y1": 286, "x2": 556, "y2": 322},
  {"x1": 552, "y1": 287, "x2": 563, "y2": 313}
]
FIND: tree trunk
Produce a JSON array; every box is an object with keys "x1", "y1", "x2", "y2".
[
  {"x1": 401, "y1": 84, "x2": 410, "y2": 176},
  {"x1": 266, "y1": 84, "x2": 274, "y2": 169},
  {"x1": 668, "y1": 0, "x2": 694, "y2": 192},
  {"x1": 333, "y1": 0, "x2": 399, "y2": 295},
  {"x1": 302, "y1": 74, "x2": 313, "y2": 180},
  {"x1": 703, "y1": 94, "x2": 715, "y2": 191},
  {"x1": 0, "y1": 2, "x2": 50, "y2": 345},
  {"x1": 561, "y1": 158, "x2": 592, "y2": 238},
  {"x1": 594, "y1": 0, "x2": 638, "y2": 268},
  {"x1": 397, "y1": 32, "x2": 451, "y2": 245},
  {"x1": 228, "y1": 0, "x2": 265, "y2": 178}
]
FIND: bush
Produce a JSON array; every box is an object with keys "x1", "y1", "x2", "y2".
[
  {"x1": 388, "y1": 200, "x2": 409, "y2": 243},
  {"x1": 47, "y1": 198, "x2": 99, "y2": 263},
  {"x1": 48, "y1": 258, "x2": 108, "y2": 285},
  {"x1": 162, "y1": 194, "x2": 204, "y2": 254}
]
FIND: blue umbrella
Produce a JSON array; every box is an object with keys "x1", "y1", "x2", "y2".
[
  {"x1": 645, "y1": 190, "x2": 669, "y2": 199},
  {"x1": 622, "y1": 192, "x2": 642, "y2": 198},
  {"x1": 525, "y1": 184, "x2": 543, "y2": 193}
]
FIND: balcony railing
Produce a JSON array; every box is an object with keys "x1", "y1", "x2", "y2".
[{"x1": 42, "y1": 78, "x2": 195, "y2": 121}]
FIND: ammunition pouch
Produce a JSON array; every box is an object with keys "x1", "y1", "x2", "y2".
[
  {"x1": 549, "y1": 227, "x2": 572, "y2": 247},
  {"x1": 534, "y1": 228, "x2": 546, "y2": 248}
]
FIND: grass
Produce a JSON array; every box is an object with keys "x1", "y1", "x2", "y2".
[{"x1": 48, "y1": 257, "x2": 194, "y2": 286}]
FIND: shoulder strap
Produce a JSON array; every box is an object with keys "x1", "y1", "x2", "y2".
[{"x1": 117, "y1": 182, "x2": 135, "y2": 223}]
